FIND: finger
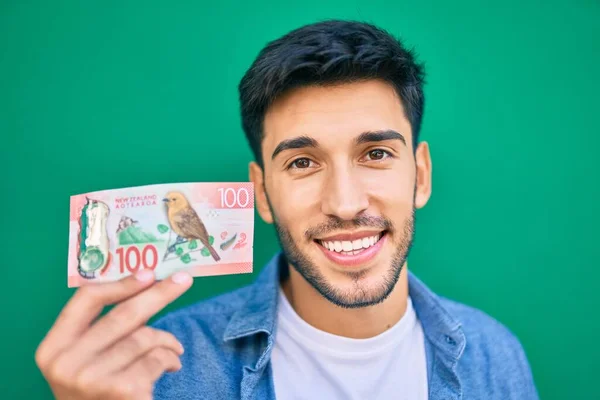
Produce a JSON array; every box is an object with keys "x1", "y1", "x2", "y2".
[
  {"x1": 92, "y1": 348, "x2": 180, "y2": 400},
  {"x1": 120, "y1": 347, "x2": 182, "y2": 384},
  {"x1": 76, "y1": 375, "x2": 153, "y2": 400},
  {"x1": 77, "y1": 327, "x2": 184, "y2": 378},
  {"x1": 36, "y1": 269, "x2": 156, "y2": 370},
  {"x1": 62, "y1": 271, "x2": 192, "y2": 369}
]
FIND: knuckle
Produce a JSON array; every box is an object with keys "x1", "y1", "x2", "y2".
[
  {"x1": 162, "y1": 330, "x2": 178, "y2": 344},
  {"x1": 163, "y1": 349, "x2": 180, "y2": 369},
  {"x1": 131, "y1": 326, "x2": 155, "y2": 350},
  {"x1": 34, "y1": 344, "x2": 49, "y2": 370},
  {"x1": 145, "y1": 347, "x2": 175, "y2": 371},
  {"x1": 154, "y1": 329, "x2": 178, "y2": 348},
  {"x1": 73, "y1": 369, "x2": 95, "y2": 390},
  {"x1": 45, "y1": 357, "x2": 71, "y2": 385},
  {"x1": 146, "y1": 347, "x2": 166, "y2": 365}
]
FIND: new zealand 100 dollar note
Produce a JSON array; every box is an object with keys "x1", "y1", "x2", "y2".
[{"x1": 67, "y1": 182, "x2": 254, "y2": 287}]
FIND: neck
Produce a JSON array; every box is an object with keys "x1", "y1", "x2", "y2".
[{"x1": 281, "y1": 263, "x2": 409, "y2": 339}]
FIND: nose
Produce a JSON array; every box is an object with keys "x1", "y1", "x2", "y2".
[{"x1": 321, "y1": 167, "x2": 369, "y2": 220}]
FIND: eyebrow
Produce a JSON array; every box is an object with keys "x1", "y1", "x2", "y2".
[
  {"x1": 355, "y1": 130, "x2": 406, "y2": 146},
  {"x1": 270, "y1": 129, "x2": 406, "y2": 160},
  {"x1": 271, "y1": 135, "x2": 318, "y2": 160}
]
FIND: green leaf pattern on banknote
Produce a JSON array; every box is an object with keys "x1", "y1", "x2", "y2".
[
  {"x1": 188, "y1": 239, "x2": 198, "y2": 250},
  {"x1": 157, "y1": 224, "x2": 169, "y2": 234},
  {"x1": 180, "y1": 254, "x2": 192, "y2": 264},
  {"x1": 200, "y1": 236, "x2": 215, "y2": 257}
]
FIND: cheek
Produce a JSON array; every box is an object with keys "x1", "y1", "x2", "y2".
[
  {"x1": 271, "y1": 178, "x2": 321, "y2": 233},
  {"x1": 360, "y1": 167, "x2": 415, "y2": 206}
]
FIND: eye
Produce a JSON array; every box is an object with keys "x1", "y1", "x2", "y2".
[
  {"x1": 364, "y1": 149, "x2": 392, "y2": 161},
  {"x1": 288, "y1": 157, "x2": 313, "y2": 169}
]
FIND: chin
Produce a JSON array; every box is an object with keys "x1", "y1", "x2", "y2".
[
  {"x1": 314, "y1": 270, "x2": 400, "y2": 309},
  {"x1": 306, "y1": 237, "x2": 403, "y2": 309}
]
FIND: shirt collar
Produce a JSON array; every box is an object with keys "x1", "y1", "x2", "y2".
[
  {"x1": 223, "y1": 251, "x2": 466, "y2": 362},
  {"x1": 408, "y1": 272, "x2": 466, "y2": 360},
  {"x1": 222, "y1": 252, "x2": 282, "y2": 343}
]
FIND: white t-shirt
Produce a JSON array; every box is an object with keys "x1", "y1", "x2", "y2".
[{"x1": 271, "y1": 290, "x2": 428, "y2": 400}]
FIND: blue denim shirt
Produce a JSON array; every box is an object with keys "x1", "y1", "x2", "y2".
[{"x1": 152, "y1": 253, "x2": 538, "y2": 399}]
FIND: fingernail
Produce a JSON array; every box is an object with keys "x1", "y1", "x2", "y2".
[
  {"x1": 171, "y1": 271, "x2": 192, "y2": 284},
  {"x1": 178, "y1": 342, "x2": 185, "y2": 354},
  {"x1": 135, "y1": 269, "x2": 154, "y2": 282}
]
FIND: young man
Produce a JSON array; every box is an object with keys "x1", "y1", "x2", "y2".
[{"x1": 35, "y1": 20, "x2": 538, "y2": 399}]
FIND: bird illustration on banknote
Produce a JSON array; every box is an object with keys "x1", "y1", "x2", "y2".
[{"x1": 163, "y1": 191, "x2": 221, "y2": 262}]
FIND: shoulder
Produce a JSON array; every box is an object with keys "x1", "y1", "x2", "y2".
[{"x1": 437, "y1": 296, "x2": 538, "y2": 399}]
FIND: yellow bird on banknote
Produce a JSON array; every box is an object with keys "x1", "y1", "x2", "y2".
[{"x1": 163, "y1": 191, "x2": 221, "y2": 262}]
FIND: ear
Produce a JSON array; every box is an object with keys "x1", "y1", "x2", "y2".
[
  {"x1": 249, "y1": 161, "x2": 274, "y2": 224},
  {"x1": 414, "y1": 141, "x2": 432, "y2": 209}
]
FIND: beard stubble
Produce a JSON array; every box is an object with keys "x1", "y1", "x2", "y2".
[{"x1": 268, "y1": 197, "x2": 416, "y2": 309}]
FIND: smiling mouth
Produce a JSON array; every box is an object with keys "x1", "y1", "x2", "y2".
[{"x1": 316, "y1": 232, "x2": 385, "y2": 256}]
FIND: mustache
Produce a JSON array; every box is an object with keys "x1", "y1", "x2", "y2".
[{"x1": 304, "y1": 214, "x2": 393, "y2": 240}]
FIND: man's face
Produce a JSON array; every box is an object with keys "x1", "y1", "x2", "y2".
[{"x1": 250, "y1": 79, "x2": 431, "y2": 308}]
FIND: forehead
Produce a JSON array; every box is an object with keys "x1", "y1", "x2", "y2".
[{"x1": 262, "y1": 80, "x2": 412, "y2": 153}]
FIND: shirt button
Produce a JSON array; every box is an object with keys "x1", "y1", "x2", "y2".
[{"x1": 445, "y1": 335, "x2": 456, "y2": 345}]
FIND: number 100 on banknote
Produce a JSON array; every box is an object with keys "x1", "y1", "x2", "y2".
[{"x1": 67, "y1": 182, "x2": 254, "y2": 287}]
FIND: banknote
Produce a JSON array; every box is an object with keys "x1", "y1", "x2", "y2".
[{"x1": 68, "y1": 182, "x2": 254, "y2": 287}]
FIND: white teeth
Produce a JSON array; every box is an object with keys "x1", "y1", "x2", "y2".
[
  {"x1": 362, "y1": 237, "x2": 370, "y2": 248},
  {"x1": 320, "y1": 234, "x2": 383, "y2": 254}
]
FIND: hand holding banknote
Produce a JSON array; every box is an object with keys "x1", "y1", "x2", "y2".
[
  {"x1": 35, "y1": 182, "x2": 255, "y2": 399},
  {"x1": 35, "y1": 270, "x2": 192, "y2": 399}
]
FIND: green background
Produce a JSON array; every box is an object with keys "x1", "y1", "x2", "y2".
[{"x1": 1, "y1": 1, "x2": 598, "y2": 398}]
